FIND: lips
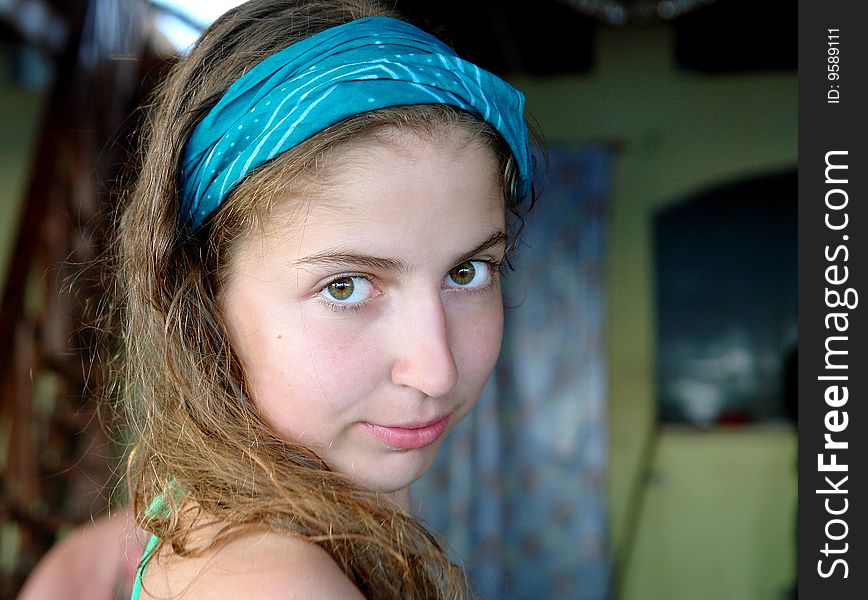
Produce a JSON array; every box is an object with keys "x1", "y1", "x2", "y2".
[{"x1": 362, "y1": 414, "x2": 452, "y2": 450}]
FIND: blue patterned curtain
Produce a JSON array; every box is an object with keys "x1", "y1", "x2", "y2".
[{"x1": 413, "y1": 144, "x2": 613, "y2": 600}]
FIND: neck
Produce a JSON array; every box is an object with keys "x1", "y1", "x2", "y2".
[{"x1": 386, "y1": 486, "x2": 411, "y2": 511}]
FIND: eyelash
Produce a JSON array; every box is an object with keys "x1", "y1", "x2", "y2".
[{"x1": 315, "y1": 258, "x2": 504, "y2": 314}]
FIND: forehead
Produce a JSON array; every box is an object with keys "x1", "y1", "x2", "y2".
[
  {"x1": 319, "y1": 122, "x2": 497, "y2": 185},
  {"x1": 232, "y1": 131, "x2": 505, "y2": 266},
  {"x1": 286, "y1": 130, "x2": 500, "y2": 226}
]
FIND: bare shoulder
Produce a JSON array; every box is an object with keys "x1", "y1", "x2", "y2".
[
  {"x1": 19, "y1": 508, "x2": 145, "y2": 600},
  {"x1": 140, "y1": 527, "x2": 365, "y2": 599}
]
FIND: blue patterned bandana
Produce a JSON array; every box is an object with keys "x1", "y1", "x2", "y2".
[{"x1": 179, "y1": 16, "x2": 532, "y2": 229}]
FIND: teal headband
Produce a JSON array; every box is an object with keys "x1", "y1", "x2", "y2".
[{"x1": 180, "y1": 16, "x2": 533, "y2": 229}]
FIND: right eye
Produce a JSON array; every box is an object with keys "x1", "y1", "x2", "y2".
[{"x1": 319, "y1": 276, "x2": 376, "y2": 306}]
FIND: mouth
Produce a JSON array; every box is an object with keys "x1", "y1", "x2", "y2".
[{"x1": 362, "y1": 414, "x2": 452, "y2": 450}]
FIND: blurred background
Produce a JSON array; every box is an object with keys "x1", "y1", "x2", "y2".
[{"x1": 0, "y1": 0, "x2": 796, "y2": 598}]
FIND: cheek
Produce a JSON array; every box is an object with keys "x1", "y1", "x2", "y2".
[
  {"x1": 237, "y1": 317, "x2": 370, "y2": 419},
  {"x1": 293, "y1": 309, "x2": 387, "y2": 395},
  {"x1": 454, "y1": 299, "x2": 504, "y2": 382},
  {"x1": 248, "y1": 330, "x2": 374, "y2": 441}
]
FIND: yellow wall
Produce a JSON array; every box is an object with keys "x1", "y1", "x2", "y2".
[
  {"x1": 622, "y1": 429, "x2": 796, "y2": 599},
  {"x1": 510, "y1": 22, "x2": 796, "y2": 595}
]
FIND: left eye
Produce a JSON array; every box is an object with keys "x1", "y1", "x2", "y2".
[
  {"x1": 445, "y1": 260, "x2": 491, "y2": 289},
  {"x1": 319, "y1": 275, "x2": 375, "y2": 304}
]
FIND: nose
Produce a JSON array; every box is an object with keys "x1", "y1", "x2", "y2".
[{"x1": 390, "y1": 294, "x2": 459, "y2": 398}]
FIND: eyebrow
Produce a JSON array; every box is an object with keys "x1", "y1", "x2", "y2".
[{"x1": 291, "y1": 230, "x2": 508, "y2": 273}]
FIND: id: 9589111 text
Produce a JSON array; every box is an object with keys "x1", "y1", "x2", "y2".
[{"x1": 827, "y1": 28, "x2": 840, "y2": 104}]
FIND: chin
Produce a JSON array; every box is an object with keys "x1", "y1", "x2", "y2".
[{"x1": 351, "y1": 444, "x2": 442, "y2": 494}]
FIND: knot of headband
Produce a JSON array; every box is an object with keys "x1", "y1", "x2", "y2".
[{"x1": 180, "y1": 16, "x2": 533, "y2": 229}]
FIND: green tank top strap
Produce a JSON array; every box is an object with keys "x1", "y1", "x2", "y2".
[
  {"x1": 130, "y1": 486, "x2": 180, "y2": 600},
  {"x1": 130, "y1": 533, "x2": 159, "y2": 600}
]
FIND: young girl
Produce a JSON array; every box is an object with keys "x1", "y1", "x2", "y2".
[{"x1": 116, "y1": 1, "x2": 534, "y2": 598}]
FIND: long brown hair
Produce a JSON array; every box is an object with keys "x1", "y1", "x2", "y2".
[{"x1": 112, "y1": 1, "x2": 526, "y2": 598}]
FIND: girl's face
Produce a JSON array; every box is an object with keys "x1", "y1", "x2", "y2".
[{"x1": 221, "y1": 129, "x2": 506, "y2": 498}]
